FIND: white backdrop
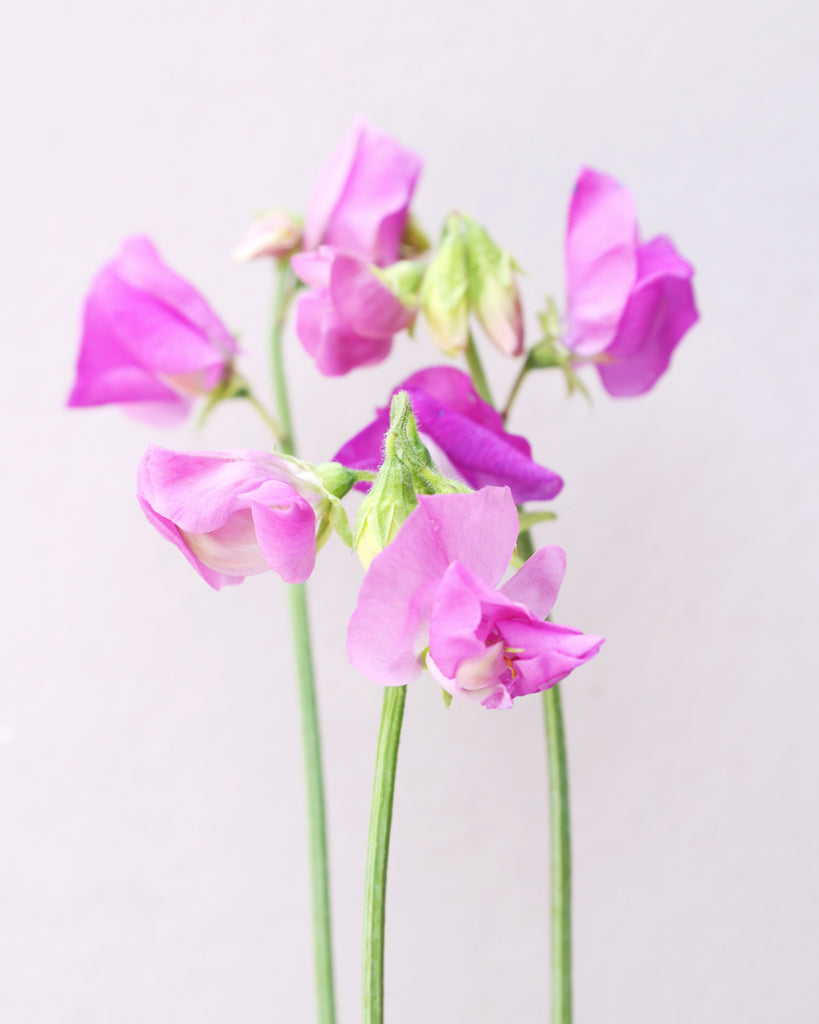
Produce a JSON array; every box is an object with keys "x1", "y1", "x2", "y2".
[{"x1": 2, "y1": 0, "x2": 817, "y2": 1020}]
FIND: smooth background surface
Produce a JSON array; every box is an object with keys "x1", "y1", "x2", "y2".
[{"x1": 2, "y1": 1, "x2": 817, "y2": 1020}]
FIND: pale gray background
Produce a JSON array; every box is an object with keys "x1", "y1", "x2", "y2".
[{"x1": 2, "y1": 0, "x2": 817, "y2": 1020}]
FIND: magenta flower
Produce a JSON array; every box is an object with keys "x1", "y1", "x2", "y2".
[
  {"x1": 334, "y1": 366, "x2": 563, "y2": 502},
  {"x1": 564, "y1": 168, "x2": 699, "y2": 397},
  {"x1": 303, "y1": 117, "x2": 423, "y2": 266},
  {"x1": 292, "y1": 247, "x2": 414, "y2": 376},
  {"x1": 137, "y1": 446, "x2": 336, "y2": 589},
  {"x1": 67, "y1": 236, "x2": 238, "y2": 425},
  {"x1": 347, "y1": 487, "x2": 602, "y2": 707}
]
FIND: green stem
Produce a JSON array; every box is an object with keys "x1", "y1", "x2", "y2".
[
  {"x1": 518, "y1": 526, "x2": 572, "y2": 1023},
  {"x1": 464, "y1": 329, "x2": 494, "y2": 405},
  {"x1": 271, "y1": 259, "x2": 297, "y2": 455},
  {"x1": 543, "y1": 684, "x2": 571, "y2": 1024},
  {"x1": 269, "y1": 258, "x2": 336, "y2": 1024},
  {"x1": 362, "y1": 685, "x2": 407, "y2": 1024},
  {"x1": 501, "y1": 355, "x2": 531, "y2": 422},
  {"x1": 245, "y1": 388, "x2": 286, "y2": 442}
]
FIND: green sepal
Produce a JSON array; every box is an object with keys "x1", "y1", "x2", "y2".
[{"x1": 441, "y1": 689, "x2": 453, "y2": 709}]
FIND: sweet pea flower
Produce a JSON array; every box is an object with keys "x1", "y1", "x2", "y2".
[
  {"x1": 292, "y1": 247, "x2": 415, "y2": 376},
  {"x1": 564, "y1": 168, "x2": 699, "y2": 397},
  {"x1": 347, "y1": 487, "x2": 602, "y2": 708},
  {"x1": 334, "y1": 366, "x2": 563, "y2": 503},
  {"x1": 67, "y1": 236, "x2": 238, "y2": 425},
  {"x1": 137, "y1": 446, "x2": 345, "y2": 589},
  {"x1": 232, "y1": 208, "x2": 302, "y2": 262},
  {"x1": 304, "y1": 117, "x2": 423, "y2": 266}
]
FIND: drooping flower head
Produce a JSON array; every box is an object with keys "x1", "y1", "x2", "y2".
[
  {"x1": 335, "y1": 366, "x2": 563, "y2": 503},
  {"x1": 137, "y1": 446, "x2": 352, "y2": 589},
  {"x1": 67, "y1": 236, "x2": 238, "y2": 425},
  {"x1": 304, "y1": 116, "x2": 423, "y2": 266},
  {"x1": 347, "y1": 487, "x2": 602, "y2": 708},
  {"x1": 564, "y1": 168, "x2": 699, "y2": 397}
]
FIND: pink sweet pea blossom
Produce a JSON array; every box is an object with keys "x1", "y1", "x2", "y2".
[
  {"x1": 292, "y1": 247, "x2": 414, "y2": 376},
  {"x1": 334, "y1": 366, "x2": 563, "y2": 502},
  {"x1": 304, "y1": 117, "x2": 423, "y2": 266},
  {"x1": 137, "y1": 446, "x2": 333, "y2": 589},
  {"x1": 67, "y1": 236, "x2": 238, "y2": 425},
  {"x1": 564, "y1": 168, "x2": 699, "y2": 397},
  {"x1": 347, "y1": 487, "x2": 602, "y2": 708}
]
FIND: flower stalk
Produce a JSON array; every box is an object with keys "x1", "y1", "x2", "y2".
[
  {"x1": 362, "y1": 685, "x2": 407, "y2": 1024},
  {"x1": 270, "y1": 258, "x2": 337, "y2": 1024},
  {"x1": 517, "y1": 526, "x2": 572, "y2": 1023}
]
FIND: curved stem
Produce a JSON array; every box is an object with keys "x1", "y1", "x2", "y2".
[
  {"x1": 245, "y1": 388, "x2": 286, "y2": 441},
  {"x1": 269, "y1": 258, "x2": 336, "y2": 1024},
  {"x1": 464, "y1": 329, "x2": 494, "y2": 406},
  {"x1": 362, "y1": 685, "x2": 407, "y2": 1024}
]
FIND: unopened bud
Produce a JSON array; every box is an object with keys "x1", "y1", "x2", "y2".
[
  {"x1": 232, "y1": 209, "x2": 302, "y2": 262},
  {"x1": 463, "y1": 218, "x2": 524, "y2": 356},
  {"x1": 419, "y1": 218, "x2": 470, "y2": 355}
]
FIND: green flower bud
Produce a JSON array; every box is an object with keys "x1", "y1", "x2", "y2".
[
  {"x1": 463, "y1": 217, "x2": 524, "y2": 356},
  {"x1": 420, "y1": 217, "x2": 470, "y2": 355}
]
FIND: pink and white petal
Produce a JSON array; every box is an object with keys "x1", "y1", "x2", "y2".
[
  {"x1": 137, "y1": 494, "x2": 242, "y2": 590},
  {"x1": 329, "y1": 255, "x2": 414, "y2": 338},
  {"x1": 598, "y1": 235, "x2": 698, "y2": 397},
  {"x1": 248, "y1": 481, "x2": 317, "y2": 584},
  {"x1": 182, "y1": 508, "x2": 269, "y2": 577},
  {"x1": 564, "y1": 168, "x2": 639, "y2": 356},
  {"x1": 138, "y1": 447, "x2": 280, "y2": 534},
  {"x1": 500, "y1": 545, "x2": 567, "y2": 620}
]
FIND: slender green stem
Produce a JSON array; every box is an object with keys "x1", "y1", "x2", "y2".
[
  {"x1": 501, "y1": 355, "x2": 531, "y2": 422},
  {"x1": 543, "y1": 684, "x2": 571, "y2": 1023},
  {"x1": 245, "y1": 388, "x2": 286, "y2": 442},
  {"x1": 270, "y1": 259, "x2": 297, "y2": 455},
  {"x1": 289, "y1": 581, "x2": 336, "y2": 1024},
  {"x1": 518, "y1": 526, "x2": 572, "y2": 1023},
  {"x1": 362, "y1": 686, "x2": 407, "y2": 1024},
  {"x1": 268, "y1": 258, "x2": 336, "y2": 1024},
  {"x1": 464, "y1": 329, "x2": 494, "y2": 405}
]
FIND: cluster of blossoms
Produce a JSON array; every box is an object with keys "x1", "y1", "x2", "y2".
[{"x1": 68, "y1": 117, "x2": 698, "y2": 708}]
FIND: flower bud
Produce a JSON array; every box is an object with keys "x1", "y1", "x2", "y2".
[
  {"x1": 463, "y1": 217, "x2": 524, "y2": 356},
  {"x1": 419, "y1": 218, "x2": 470, "y2": 355},
  {"x1": 232, "y1": 209, "x2": 302, "y2": 262}
]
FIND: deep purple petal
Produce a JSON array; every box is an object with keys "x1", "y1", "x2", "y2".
[{"x1": 332, "y1": 366, "x2": 563, "y2": 503}]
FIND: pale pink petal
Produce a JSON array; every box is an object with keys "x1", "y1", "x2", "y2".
[
  {"x1": 500, "y1": 545, "x2": 567, "y2": 620},
  {"x1": 564, "y1": 168, "x2": 638, "y2": 356},
  {"x1": 303, "y1": 119, "x2": 365, "y2": 251},
  {"x1": 329, "y1": 255, "x2": 414, "y2": 338},
  {"x1": 249, "y1": 480, "x2": 317, "y2": 584},
  {"x1": 294, "y1": 288, "x2": 393, "y2": 376}
]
